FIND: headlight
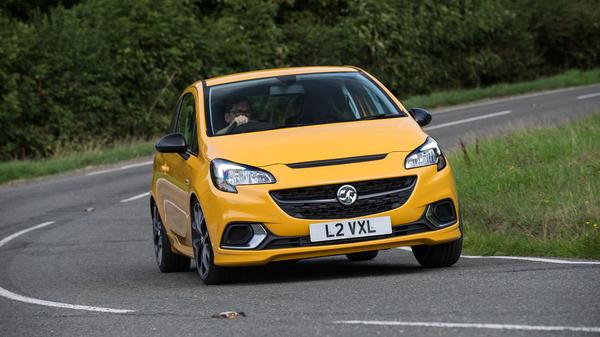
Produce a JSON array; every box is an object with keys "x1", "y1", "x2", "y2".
[
  {"x1": 210, "y1": 158, "x2": 276, "y2": 193},
  {"x1": 405, "y1": 137, "x2": 446, "y2": 170}
]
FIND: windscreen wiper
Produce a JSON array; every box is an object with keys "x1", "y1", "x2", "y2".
[
  {"x1": 269, "y1": 123, "x2": 310, "y2": 131},
  {"x1": 356, "y1": 114, "x2": 404, "y2": 121}
]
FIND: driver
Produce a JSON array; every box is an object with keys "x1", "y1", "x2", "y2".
[{"x1": 216, "y1": 97, "x2": 253, "y2": 135}]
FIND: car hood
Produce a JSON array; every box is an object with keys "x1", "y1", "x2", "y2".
[{"x1": 204, "y1": 118, "x2": 427, "y2": 167}]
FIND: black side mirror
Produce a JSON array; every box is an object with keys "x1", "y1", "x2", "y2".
[
  {"x1": 408, "y1": 108, "x2": 432, "y2": 127},
  {"x1": 155, "y1": 133, "x2": 187, "y2": 153}
]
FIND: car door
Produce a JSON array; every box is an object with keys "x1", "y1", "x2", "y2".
[{"x1": 160, "y1": 91, "x2": 199, "y2": 239}]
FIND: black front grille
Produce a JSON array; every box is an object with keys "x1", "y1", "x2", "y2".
[
  {"x1": 270, "y1": 176, "x2": 416, "y2": 219},
  {"x1": 262, "y1": 223, "x2": 429, "y2": 250}
]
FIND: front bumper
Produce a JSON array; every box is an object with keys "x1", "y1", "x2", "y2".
[
  {"x1": 215, "y1": 221, "x2": 461, "y2": 266},
  {"x1": 199, "y1": 152, "x2": 461, "y2": 266}
]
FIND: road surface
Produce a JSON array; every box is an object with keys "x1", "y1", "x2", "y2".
[{"x1": 1, "y1": 84, "x2": 599, "y2": 336}]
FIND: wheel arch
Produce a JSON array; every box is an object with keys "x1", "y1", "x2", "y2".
[{"x1": 189, "y1": 192, "x2": 207, "y2": 232}]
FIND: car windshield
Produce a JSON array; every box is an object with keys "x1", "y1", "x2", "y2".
[{"x1": 206, "y1": 72, "x2": 405, "y2": 136}]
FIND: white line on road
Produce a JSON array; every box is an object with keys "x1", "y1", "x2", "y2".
[
  {"x1": 459, "y1": 254, "x2": 600, "y2": 265},
  {"x1": 0, "y1": 221, "x2": 136, "y2": 314},
  {"x1": 396, "y1": 247, "x2": 600, "y2": 265},
  {"x1": 424, "y1": 110, "x2": 512, "y2": 131},
  {"x1": 86, "y1": 160, "x2": 153, "y2": 176},
  {"x1": 432, "y1": 84, "x2": 600, "y2": 114},
  {"x1": 577, "y1": 92, "x2": 600, "y2": 100},
  {"x1": 334, "y1": 320, "x2": 600, "y2": 333},
  {"x1": 0, "y1": 221, "x2": 55, "y2": 248},
  {"x1": 120, "y1": 191, "x2": 150, "y2": 203}
]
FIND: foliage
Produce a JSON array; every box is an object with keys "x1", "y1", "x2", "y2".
[
  {"x1": 451, "y1": 114, "x2": 600, "y2": 258},
  {"x1": 1, "y1": 0, "x2": 599, "y2": 159}
]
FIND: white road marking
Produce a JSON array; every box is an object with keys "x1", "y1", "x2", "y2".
[
  {"x1": 0, "y1": 221, "x2": 55, "y2": 248},
  {"x1": 86, "y1": 160, "x2": 153, "y2": 176},
  {"x1": 120, "y1": 191, "x2": 150, "y2": 203},
  {"x1": 577, "y1": 92, "x2": 600, "y2": 100},
  {"x1": 459, "y1": 254, "x2": 600, "y2": 265},
  {"x1": 424, "y1": 110, "x2": 512, "y2": 131},
  {"x1": 397, "y1": 247, "x2": 600, "y2": 265},
  {"x1": 0, "y1": 221, "x2": 136, "y2": 314},
  {"x1": 334, "y1": 320, "x2": 600, "y2": 333},
  {"x1": 431, "y1": 84, "x2": 600, "y2": 114}
]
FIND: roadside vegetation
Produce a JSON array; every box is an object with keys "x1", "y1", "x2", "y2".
[
  {"x1": 2, "y1": 0, "x2": 600, "y2": 160},
  {"x1": 1, "y1": 68, "x2": 599, "y2": 185},
  {"x1": 0, "y1": 140, "x2": 153, "y2": 185},
  {"x1": 451, "y1": 114, "x2": 600, "y2": 259}
]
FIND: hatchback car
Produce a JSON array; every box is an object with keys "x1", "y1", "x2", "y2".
[{"x1": 151, "y1": 66, "x2": 462, "y2": 284}]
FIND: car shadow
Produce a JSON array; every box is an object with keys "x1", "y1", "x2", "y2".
[{"x1": 218, "y1": 258, "x2": 429, "y2": 285}]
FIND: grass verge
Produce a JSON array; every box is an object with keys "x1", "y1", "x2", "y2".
[
  {"x1": 450, "y1": 114, "x2": 600, "y2": 259},
  {"x1": 0, "y1": 140, "x2": 154, "y2": 185},
  {"x1": 404, "y1": 68, "x2": 600, "y2": 108}
]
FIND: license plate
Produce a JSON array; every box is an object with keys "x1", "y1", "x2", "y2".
[{"x1": 309, "y1": 216, "x2": 392, "y2": 243}]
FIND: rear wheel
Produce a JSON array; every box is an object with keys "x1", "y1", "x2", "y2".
[
  {"x1": 411, "y1": 237, "x2": 462, "y2": 268},
  {"x1": 346, "y1": 250, "x2": 379, "y2": 261},
  {"x1": 191, "y1": 200, "x2": 238, "y2": 285},
  {"x1": 152, "y1": 202, "x2": 190, "y2": 272}
]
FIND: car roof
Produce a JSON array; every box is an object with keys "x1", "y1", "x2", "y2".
[{"x1": 198, "y1": 66, "x2": 359, "y2": 87}]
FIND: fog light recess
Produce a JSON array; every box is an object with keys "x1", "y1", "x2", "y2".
[
  {"x1": 221, "y1": 223, "x2": 267, "y2": 250},
  {"x1": 425, "y1": 200, "x2": 457, "y2": 228}
]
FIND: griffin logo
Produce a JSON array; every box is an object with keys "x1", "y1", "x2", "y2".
[{"x1": 337, "y1": 185, "x2": 358, "y2": 206}]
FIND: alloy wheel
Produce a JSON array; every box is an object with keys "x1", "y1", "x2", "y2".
[
  {"x1": 152, "y1": 204, "x2": 163, "y2": 267},
  {"x1": 192, "y1": 202, "x2": 211, "y2": 279}
]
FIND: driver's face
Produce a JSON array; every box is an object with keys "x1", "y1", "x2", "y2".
[{"x1": 224, "y1": 101, "x2": 251, "y2": 123}]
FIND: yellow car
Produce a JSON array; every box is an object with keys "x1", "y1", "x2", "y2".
[{"x1": 151, "y1": 66, "x2": 462, "y2": 284}]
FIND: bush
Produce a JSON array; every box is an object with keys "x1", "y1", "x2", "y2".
[
  {"x1": 1, "y1": 0, "x2": 599, "y2": 159},
  {"x1": 1, "y1": 0, "x2": 203, "y2": 159}
]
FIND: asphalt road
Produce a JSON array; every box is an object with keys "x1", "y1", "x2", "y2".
[{"x1": 1, "y1": 84, "x2": 600, "y2": 337}]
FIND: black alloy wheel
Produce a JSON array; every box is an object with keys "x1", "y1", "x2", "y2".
[
  {"x1": 191, "y1": 200, "x2": 237, "y2": 284},
  {"x1": 152, "y1": 202, "x2": 190, "y2": 272}
]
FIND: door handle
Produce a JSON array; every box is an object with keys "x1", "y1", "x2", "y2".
[
  {"x1": 160, "y1": 163, "x2": 170, "y2": 174},
  {"x1": 184, "y1": 179, "x2": 190, "y2": 185}
]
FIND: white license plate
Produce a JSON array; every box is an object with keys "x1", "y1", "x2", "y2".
[{"x1": 309, "y1": 216, "x2": 392, "y2": 243}]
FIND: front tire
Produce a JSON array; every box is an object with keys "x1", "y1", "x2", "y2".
[
  {"x1": 346, "y1": 250, "x2": 379, "y2": 261},
  {"x1": 191, "y1": 200, "x2": 238, "y2": 285},
  {"x1": 152, "y1": 202, "x2": 190, "y2": 272},
  {"x1": 411, "y1": 237, "x2": 462, "y2": 268}
]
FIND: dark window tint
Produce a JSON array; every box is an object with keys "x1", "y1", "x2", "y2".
[
  {"x1": 169, "y1": 97, "x2": 183, "y2": 133},
  {"x1": 175, "y1": 93, "x2": 198, "y2": 154},
  {"x1": 207, "y1": 72, "x2": 404, "y2": 136}
]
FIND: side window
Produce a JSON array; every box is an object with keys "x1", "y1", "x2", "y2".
[
  {"x1": 169, "y1": 97, "x2": 183, "y2": 133},
  {"x1": 175, "y1": 93, "x2": 198, "y2": 154}
]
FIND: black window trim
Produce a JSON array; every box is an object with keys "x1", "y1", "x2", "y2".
[
  {"x1": 174, "y1": 91, "x2": 199, "y2": 158},
  {"x1": 202, "y1": 71, "x2": 406, "y2": 137},
  {"x1": 170, "y1": 96, "x2": 185, "y2": 133}
]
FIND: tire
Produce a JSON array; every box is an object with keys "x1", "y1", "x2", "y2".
[
  {"x1": 191, "y1": 200, "x2": 238, "y2": 285},
  {"x1": 411, "y1": 237, "x2": 462, "y2": 268},
  {"x1": 152, "y1": 202, "x2": 190, "y2": 272},
  {"x1": 346, "y1": 250, "x2": 379, "y2": 261}
]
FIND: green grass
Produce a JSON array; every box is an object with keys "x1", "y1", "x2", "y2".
[
  {"x1": 450, "y1": 114, "x2": 600, "y2": 259},
  {"x1": 0, "y1": 140, "x2": 154, "y2": 185},
  {"x1": 404, "y1": 68, "x2": 600, "y2": 109}
]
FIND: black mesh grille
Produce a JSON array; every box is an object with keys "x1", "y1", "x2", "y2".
[
  {"x1": 270, "y1": 176, "x2": 416, "y2": 219},
  {"x1": 262, "y1": 223, "x2": 429, "y2": 249}
]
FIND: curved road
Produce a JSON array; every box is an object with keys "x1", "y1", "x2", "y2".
[{"x1": 1, "y1": 85, "x2": 600, "y2": 336}]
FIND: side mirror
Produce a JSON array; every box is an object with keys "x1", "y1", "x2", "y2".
[
  {"x1": 408, "y1": 108, "x2": 432, "y2": 127},
  {"x1": 155, "y1": 133, "x2": 187, "y2": 153}
]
